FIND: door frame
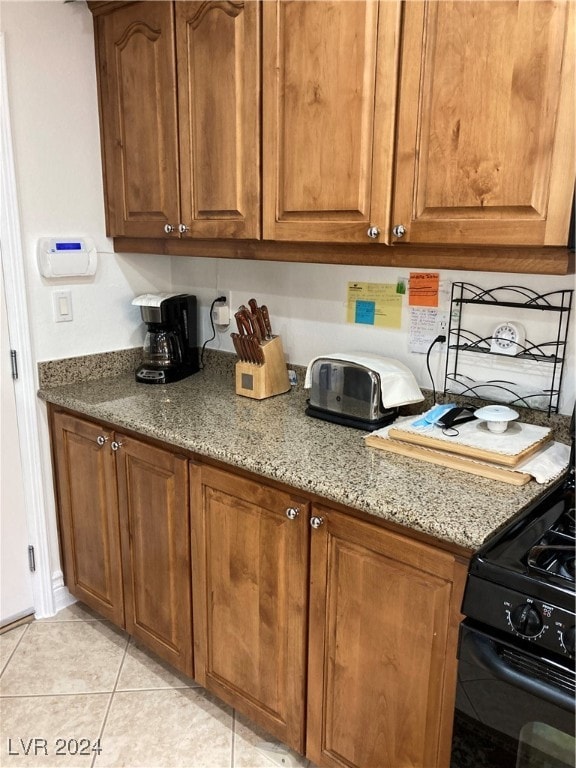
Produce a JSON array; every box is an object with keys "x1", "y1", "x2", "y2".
[{"x1": 1, "y1": 33, "x2": 54, "y2": 619}]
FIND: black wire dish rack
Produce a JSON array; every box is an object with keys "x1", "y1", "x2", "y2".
[{"x1": 444, "y1": 283, "x2": 573, "y2": 415}]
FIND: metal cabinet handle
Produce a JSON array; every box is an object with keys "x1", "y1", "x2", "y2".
[
  {"x1": 392, "y1": 224, "x2": 406, "y2": 238},
  {"x1": 310, "y1": 515, "x2": 325, "y2": 529},
  {"x1": 285, "y1": 507, "x2": 300, "y2": 520},
  {"x1": 178, "y1": 223, "x2": 190, "y2": 234},
  {"x1": 96, "y1": 435, "x2": 108, "y2": 447},
  {"x1": 367, "y1": 225, "x2": 380, "y2": 239},
  {"x1": 164, "y1": 224, "x2": 176, "y2": 234},
  {"x1": 111, "y1": 440, "x2": 123, "y2": 452}
]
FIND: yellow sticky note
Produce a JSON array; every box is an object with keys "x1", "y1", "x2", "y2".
[{"x1": 347, "y1": 282, "x2": 402, "y2": 328}]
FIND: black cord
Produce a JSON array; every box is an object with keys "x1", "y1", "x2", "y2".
[
  {"x1": 426, "y1": 334, "x2": 446, "y2": 405},
  {"x1": 200, "y1": 296, "x2": 226, "y2": 369}
]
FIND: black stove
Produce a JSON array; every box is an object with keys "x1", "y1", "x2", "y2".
[
  {"x1": 451, "y1": 426, "x2": 575, "y2": 768},
  {"x1": 463, "y1": 475, "x2": 575, "y2": 659},
  {"x1": 451, "y1": 462, "x2": 576, "y2": 768}
]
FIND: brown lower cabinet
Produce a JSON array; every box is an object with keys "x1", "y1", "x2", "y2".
[
  {"x1": 190, "y1": 462, "x2": 310, "y2": 752},
  {"x1": 51, "y1": 409, "x2": 192, "y2": 676},
  {"x1": 50, "y1": 408, "x2": 467, "y2": 768},
  {"x1": 191, "y1": 464, "x2": 466, "y2": 767}
]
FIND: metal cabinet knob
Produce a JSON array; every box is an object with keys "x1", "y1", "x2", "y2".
[
  {"x1": 164, "y1": 224, "x2": 176, "y2": 234},
  {"x1": 178, "y1": 223, "x2": 190, "y2": 234},
  {"x1": 392, "y1": 224, "x2": 406, "y2": 238},
  {"x1": 96, "y1": 435, "x2": 108, "y2": 447},
  {"x1": 111, "y1": 440, "x2": 123, "y2": 452},
  {"x1": 367, "y1": 225, "x2": 380, "y2": 239},
  {"x1": 285, "y1": 507, "x2": 300, "y2": 520},
  {"x1": 310, "y1": 515, "x2": 325, "y2": 529}
]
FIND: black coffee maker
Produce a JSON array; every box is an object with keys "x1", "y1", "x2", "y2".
[{"x1": 133, "y1": 293, "x2": 199, "y2": 384}]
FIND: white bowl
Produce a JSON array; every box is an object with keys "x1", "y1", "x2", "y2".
[{"x1": 474, "y1": 405, "x2": 519, "y2": 434}]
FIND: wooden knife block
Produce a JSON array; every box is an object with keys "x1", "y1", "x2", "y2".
[{"x1": 235, "y1": 335, "x2": 291, "y2": 400}]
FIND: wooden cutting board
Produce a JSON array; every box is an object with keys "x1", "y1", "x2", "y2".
[
  {"x1": 387, "y1": 425, "x2": 551, "y2": 467},
  {"x1": 365, "y1": 434, "x2": 532, "y2": 485}
]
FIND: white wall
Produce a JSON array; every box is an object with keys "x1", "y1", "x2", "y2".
[
  {"x1": 0, "y1": 0, "x2": 171, "y2": 363},
  {"x1": 0, "y1": 1, "x2": 574, "y2": 612},
  {"x1": 0, "y1": 0, "x2": 172, "y2": 603},
  {"x1": 171, "y1": 258, "x2": 576, "y2": 415},
  {"x1": 3, "y1": 1, "x2": 572, "y2": 412}
]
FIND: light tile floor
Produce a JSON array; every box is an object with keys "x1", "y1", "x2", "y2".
[{"x1": 0, "y1": 603, "x2": 314, "y2": 768}]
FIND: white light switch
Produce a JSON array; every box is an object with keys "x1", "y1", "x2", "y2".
[{"x1": 53, "y1": 289, "x2": 73, "y2": 322}]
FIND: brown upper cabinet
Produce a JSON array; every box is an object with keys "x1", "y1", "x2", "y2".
[
  {"x1": 262, "y1": 0, "x2": 401, "y2": 244},
  {"x1": 89, "y1": 0, "x2": 574, "y2": 261},
  {"x1": 91, "y1": 1, "x2": 260, "y2": 239},
  {"x1": 392, "y1": 0, "x2": 575, "y2": 247}
]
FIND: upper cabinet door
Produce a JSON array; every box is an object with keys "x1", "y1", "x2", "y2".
[
  {"x1": 94, "y1": 2, "x2": 181, "y2": 238},
  {"x1": 263, "y1": 1, "x2": 401, "y2": 244},
  {"x1": 176, "y1": 2, "x2": 261, "y2": 239},
  {"x1": 392, "y1": 0, "x2": 575, "y2": 246}
]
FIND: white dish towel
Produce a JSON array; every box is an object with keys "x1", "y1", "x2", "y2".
[{"x1": 304, "y1": 353, "x2": 424, "y2": 409}]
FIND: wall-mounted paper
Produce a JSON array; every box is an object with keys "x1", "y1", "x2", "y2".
[
  {"x1": 347, "y1": 282, "x2": 402, "y2": 328},
  {"x1": 409, "y1": 272, "x2": 439, "y2": 307},
  {"x1": 409, "y1": 307, "x2": 440, "y2": 353}
]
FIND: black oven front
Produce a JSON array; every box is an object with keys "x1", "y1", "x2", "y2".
[
  {"x1": 450, "y1": 467, "x2": 575, "y2": 768},
  {"x1": 451, "y1": 620, "x2": 575, "y2": 768}
]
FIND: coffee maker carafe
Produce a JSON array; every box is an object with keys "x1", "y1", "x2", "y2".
[{"x1": 132, "y1": 293, "x2": 199, "y2": 384}]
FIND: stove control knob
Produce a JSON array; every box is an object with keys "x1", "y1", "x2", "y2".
[
  {"x1": 510, "y1": 603, "x2": 543, "y2": 637},
  {"x1": 561, "y1": 626, "x2": 575, "y2": 656}
]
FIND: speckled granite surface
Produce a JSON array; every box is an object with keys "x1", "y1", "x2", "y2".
[
  {"x1": 37, "y1": 349, "x2": 569, "y2": 554},
  {"x1": 38, "y1": 347, "x2": 143, "y2": 387}
]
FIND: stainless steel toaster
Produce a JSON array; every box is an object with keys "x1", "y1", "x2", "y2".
[{"x1": 305, "y1": 358, "x2": 398, "y2": 430}]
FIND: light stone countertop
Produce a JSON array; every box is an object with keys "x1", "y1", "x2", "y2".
[{"x1": 38, "y1": 351, "x2": 565, "y2": 554}]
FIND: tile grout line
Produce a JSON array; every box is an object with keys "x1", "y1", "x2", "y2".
[
  {"x1": 231, "y1": 708, "x2": 236, "y2": 768},
  {"x1": 0, "y1": 621, "x2": 31, "y2": 678},
  {"x1": 90, "y1": 629, "x2": 130, "y2": 768},
  {"x1": 0, "y1": 621, "x2": 34, "y2": 677}
]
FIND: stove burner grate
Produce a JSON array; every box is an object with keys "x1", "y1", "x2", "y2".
[{"x1": 527, "y1": 542, "x2": 575, "y2": 586}]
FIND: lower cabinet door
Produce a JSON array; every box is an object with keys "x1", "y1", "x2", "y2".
[
  {"x1": 115, "y1": 434, "x2": 192, "y2": 677},
  {"x1": 307, "y1": 505, "x2": 463, "y2": 768},
  {"x1": 191, "y1": 463, "x2": 309, "y2": 753},
  {"x1": 52, "y1": 412, "x2": 124, "y2": 626}
]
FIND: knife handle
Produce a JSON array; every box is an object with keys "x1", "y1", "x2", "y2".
[
  {"x1": 253, "y1": 310, "x2": 267, "y2": 341},
  {"x1": 235, "y1": 310, "x2": 253, "y2": 337},
  {"x1": 231, "y1": 332, "x2": 243, "y2": 361},
  {"x1": 247, "y1": 334, "x2": 263, "y2": 365},
  {"x1": 252, "y1": 336, "x2": 264, "y2": 365},
  {"x1": 260, "y1": 305, "x2": 273, "y2": 339},
  {"x1": 239, "y1": 307, "x2": 257, "y2": 337}
]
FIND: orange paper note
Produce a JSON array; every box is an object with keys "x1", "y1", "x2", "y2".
[{"x1": 409, "y1": 272, "x2": 439, "y2": 307}]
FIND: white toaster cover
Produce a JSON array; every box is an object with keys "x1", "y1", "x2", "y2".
[{"x1": 304, "y1": 353, "x2": 424, "y2": 409}]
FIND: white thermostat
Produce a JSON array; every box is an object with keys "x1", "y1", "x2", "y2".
[
  {"x1": 490, "y1": 321, "x2": 526, "y2": 355},
  {"x1": 37, "y1": 237, "x2": 97, "y2": 279}
]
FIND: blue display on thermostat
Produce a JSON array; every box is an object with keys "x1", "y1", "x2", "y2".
[{"x1": 55, "y1": 242, "x2": 82, "y2": 250}]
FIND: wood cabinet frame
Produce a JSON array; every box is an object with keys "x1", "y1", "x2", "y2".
[
  {"x1": 88, "y1": 0, "x2": 575, "y2": 273},
  {"x1": 49, "y1": 405, "x2": 472, "y2": 767},
  {"x1": 49, "y1": 407, "x2": 193, "y2": 676}
]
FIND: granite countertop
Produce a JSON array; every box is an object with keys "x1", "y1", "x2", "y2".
[{"x1": 38, "y1": 350, "x2": 565, "y2": 554}]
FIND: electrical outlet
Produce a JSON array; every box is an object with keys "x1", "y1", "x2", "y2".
[
  {"x1": 216, "y1": 290, "x2": 230, "y2": 308},
  {"x1": 212, "y1": 293, "x2": 231, "y2": 328},
  {"x1": 436, "y1": 310, "x2": 449, "y2": 336}
]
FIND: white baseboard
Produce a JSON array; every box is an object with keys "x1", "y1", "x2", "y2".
[{"x1": 52, "y1": 570, "x2": 76, "y2": 614}]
